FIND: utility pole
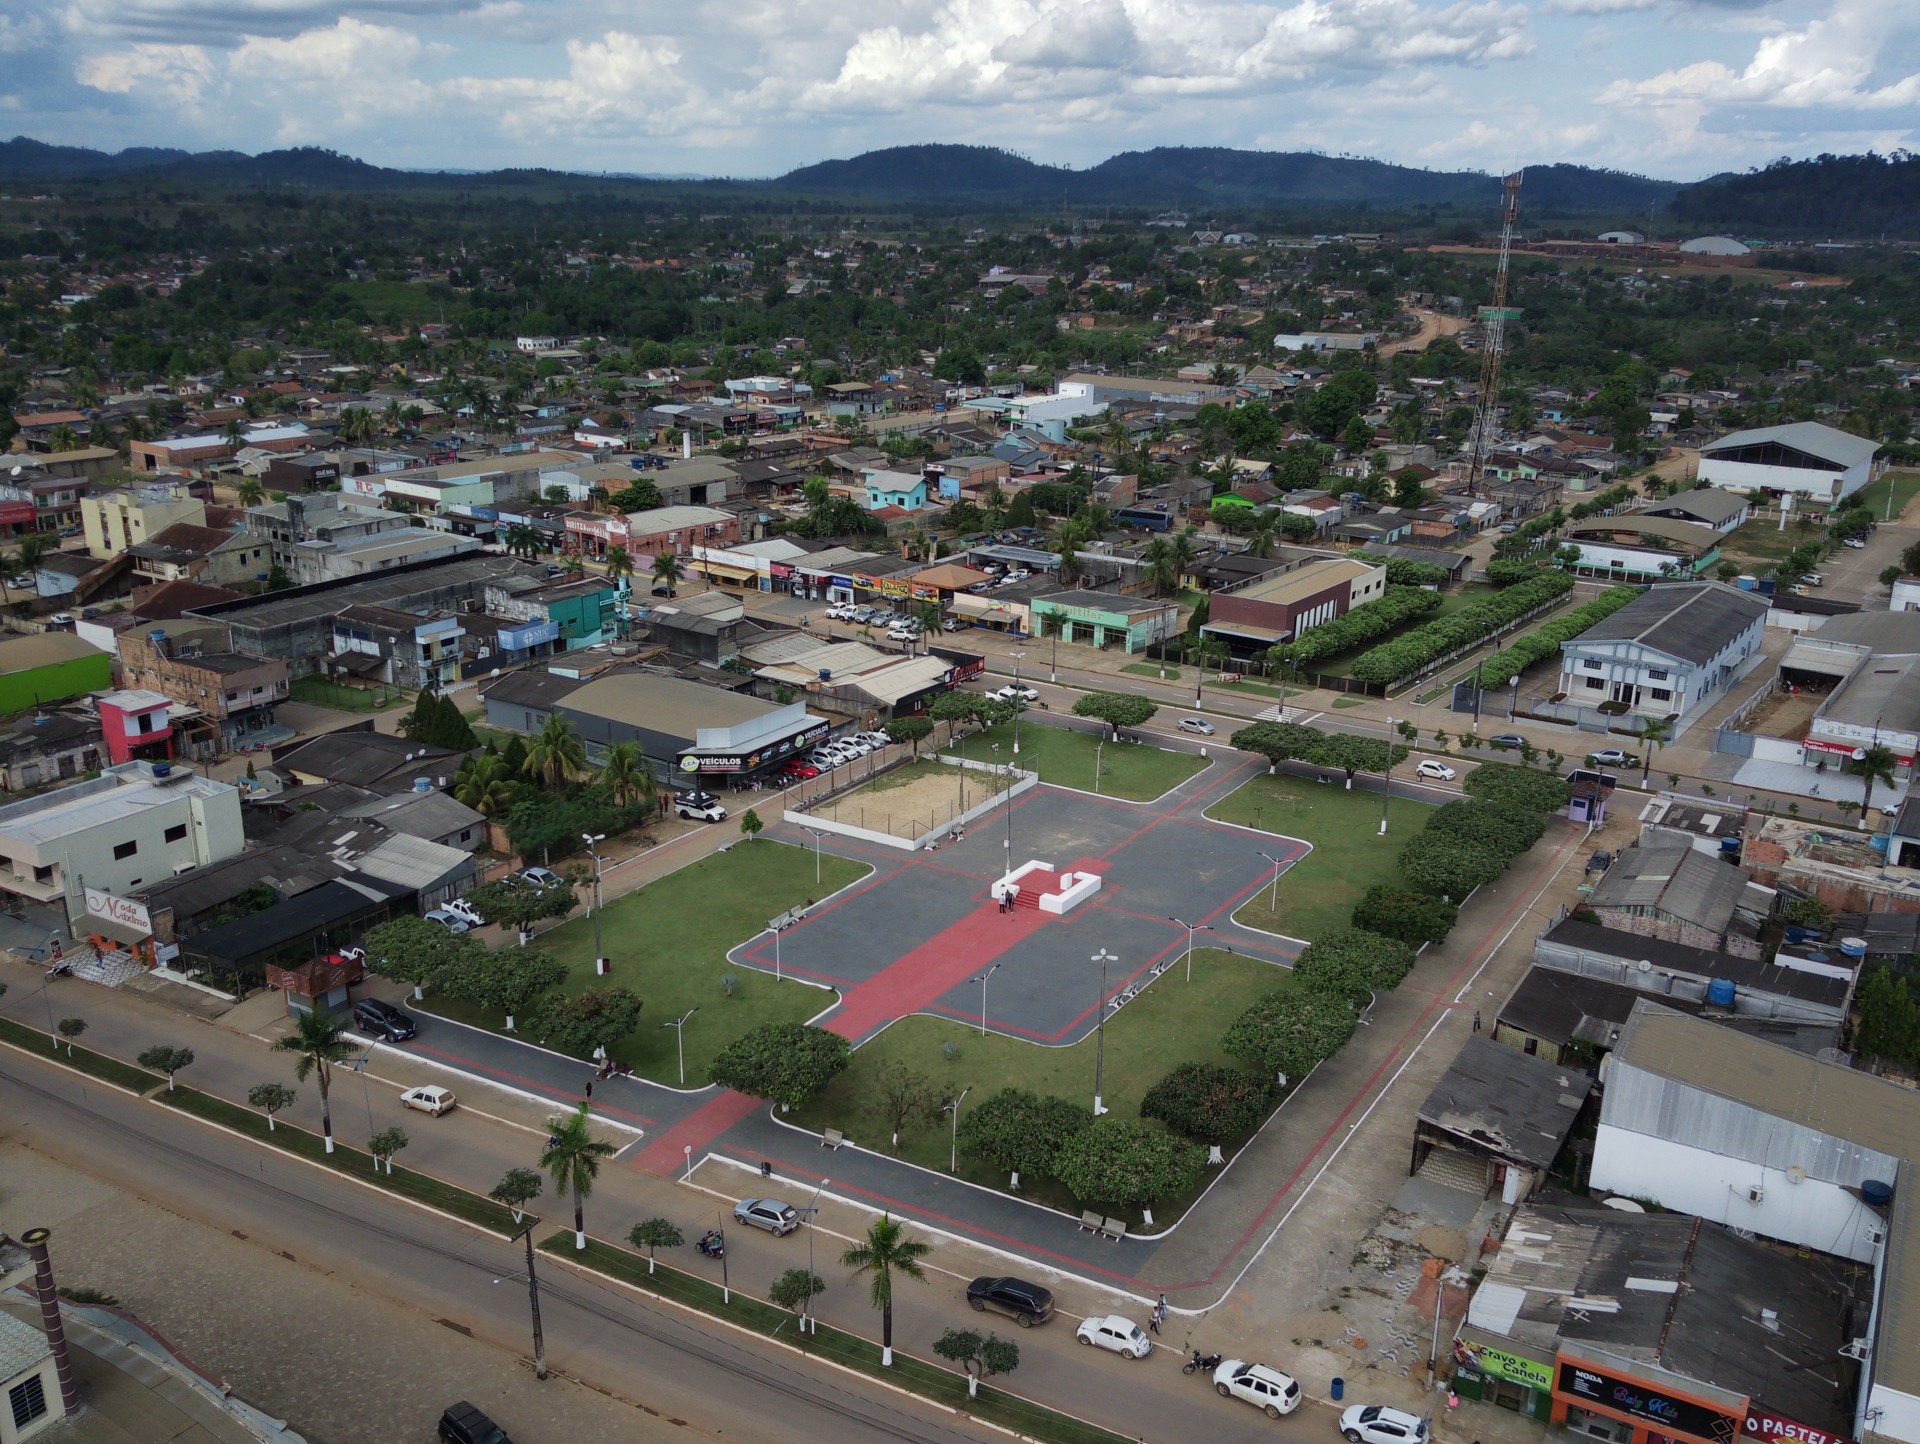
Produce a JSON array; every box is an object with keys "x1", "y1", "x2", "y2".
[
  {"x1": 801, "y1": 1177, "x2": 828, "y2": 1334},
  {"x1": 1380, "y1": 720, "x2": 1394, "y2": 836},
  {"x1": 1258, "y1": 850, "x2": 1285, "y2": 912},
  {"x1": 1091, "y1": 948, "x2": 1117, "y2": 1115},
  {"x1": 661, "y1": 1007, "x2": 698, "y2": 1086},
  {"x1": 1465, "y1": 171, "x2": 1525, "y2": 499},
  {"x1": 943, "y1": 1087, "x2": 971, "y2": 1172}
]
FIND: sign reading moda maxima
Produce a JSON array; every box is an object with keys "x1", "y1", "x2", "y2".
[
  {"x1": 1558, "y1": 1361, "x2": 1740, "y2": 1443},
  {"x1": 84, "y1": 886, "x2": 151, "y2": 935}
]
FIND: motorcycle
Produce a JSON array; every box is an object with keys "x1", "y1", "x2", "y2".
[
  {"x1": 696, "y1": 1229, "x2": 725, "y2": 1260},
  {"x1": 1182, "y1": 1350, "x2": 1223, "y2": 1376}
]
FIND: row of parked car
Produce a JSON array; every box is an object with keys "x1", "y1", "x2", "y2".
[{"x1": 777, "y1": 729, "x2": 893, "y2": 782}]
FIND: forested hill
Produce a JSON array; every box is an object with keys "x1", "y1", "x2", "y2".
[{"x1": 1668, "y1": 153, "x2": 1920, "y2": 237}]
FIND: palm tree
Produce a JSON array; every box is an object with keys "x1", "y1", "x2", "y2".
[
  {"x1": 1246, "y1": 511, "x2": 1281, "y2": 559},
  {"x1": 47, "y1": 424, "x2": 81, "y2": 453},
  {"x1": 561, "y1": 554, "x2": 586, "y2": 579},
  {"x1": 540, "y1": 1103, "x2": 615, "y2": 1249},
  {"x1": 1168, "y1": 527, "x2": 1199, "y2": 588},
  {"x1": 841, "y1": 1214, "x2": 932, "y2": 1367},
  {"x1": 598, "y1": 741, "x2": 656, "y2": 809},
  {"x1": 454, "y1": 753, "x2": 518, "y2": 816},
  {"x1": 1140, "y1": 537, "x2": 1177, "y2": 597},
  {"x1": 1846, "y1": 743, "x2": 1900, "y2": 829},
  {"x1": 15, "y1": 532, "x2": 51, "y2": 573},
  {"x1": 525, "y1": 714, "x2": 587, "y2": 788},
  {"x1": 1635, "y1": 715, "x2": 1674, "y2": 787},
  {"x1": 235, "y1": 477, "x2": 265, "y2": 508},
  {"x1": 504, "y1": 524, "x2": 542, "y2": 560},
  {"x1": 273, "y1": 1007, "x2": 357, "y2": 1155},
  {"x1": 651, "y1": 553, "x2": 684, "y2": 597},
  {"x1": 604, "y1": 545, "x2": 635, "y2": 588},
  {"x1": 221, "y1": 418, "x2": 246, "y2": 449}
]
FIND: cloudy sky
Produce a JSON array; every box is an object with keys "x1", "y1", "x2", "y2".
[{"x1": 3, "y1": 0, "x2": 1915, "y2": 180}]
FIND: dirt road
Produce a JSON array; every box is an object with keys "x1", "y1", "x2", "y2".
[{"x1": 1378, "y1": 308, "x2": 1468, "y2": 357}]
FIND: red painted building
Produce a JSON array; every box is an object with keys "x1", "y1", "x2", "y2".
[{"x1": 97, "y1": 689, "x2": 174, "y2": 765}]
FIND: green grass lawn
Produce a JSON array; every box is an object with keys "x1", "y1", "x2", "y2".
[
  {"x1": 1856, "y1": 469, "x2": 1920, "y2": 522},
  {"x1": 946, "y1": 722, "x2": 1207, "y2": 802},
  {"x1": 421, "y1": 842, "x2": 868, "y2": 1086},
  {"x1": 1205, "y1": 772, "x2": 1436, "y2": 941},
  {"x1": 462, "y1": 707, "x2": 522, "y2": 754},
  {"x1": 792, "y1": 949, "x2": 1288, "y2": 1212},
  {"x1": 1122, "y1": 660, "x2": 1184, "y2": 680},
  {"x1": 289, "y1": 676, "x2": 407, "y2": 712}
]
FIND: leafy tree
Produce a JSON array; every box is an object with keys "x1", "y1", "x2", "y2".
[
  {"x1": 500, "y1": 732, "x2": 530, "y2": 780},
  {"x1": 1292, "y1": 929, "x2": 1417, "y2": 1005},
  {"x1": 440, "y1": 946, "x2": 567, "y2": 1028},
  {"x1": 740, "y1": 808, "x2": 764, "y2": 842},
  {"x1": 362, "y1": 915, "x2": 479, "y2": 997},
  {"x1": 1311, "y1": 732, "x2": 1409, "y2": 788},
  {"x1": 525, "y1": 714, "x2": 588, "y2": 788},
  {"x1": 1266, "y1": 588, "x2": 1442, "y2": 672},
  {"x1": 369, "y1": 1125, "x2": 410, "y2": 1175},
  {"x1": 708, "y1": 1022, "x2": 850, "y2": 1111},
  {"x1": 490, "y1": 1166, "x2": 543, "y2": 1224},
  {"x1": 247, "y1": 1081, "x2": 297, "y2": 1131},
  {"x1": 1352, "y1": 885, "x2": 1459, "y2": 945},
  {"x1": 529, "y1": 988, "x2": 644, "y2": 1058},
  {"x1": 628, "y1": 1217, "x2": 684, "y2": 1274},
  {"x1": 273, "y1": 1008, "x2": 355, "y2": 1153},
  {"x1": 884, "y1": 716, "x2": 934, "y2": 756},
  {"x1": 608, "y1": 478, "x2": 661, "y2": 512},
  {"x1": 597, "y1": 741, "x2": 656, "y2": 809},
  {"x1": 1229, "y1": 720, "x2": 1327, "y2": 766},
  {"x1": 1052, "y1": 1118, "x2": 1207, "y2": 1211},
  {"x1": 957, "y1": 1089, "x2": 1091, "y2": 1187},
  {"x1": 1222, "y1": 978, "x2": 1358, "y2": 1082},
  {"x1": 837, "y1": 1058, "x2": 931, "y2": 1152},
  {"x1": 137, "y1": 1044, "x2": 194, "y2": 1091},
  {"x1": 933, "y1": 1328, "x2": 1020, "y2": 1399},
  {"x1": 401, "y1": 689, "x2": 438, "y2": 743},
  {"x1": 470, "y1": 876, "x2": 579, "y2": 944},
  {"x1": 1462, "y1": 761, "x2": 1572, "y2": 813},
  {"x1": 769, "y1": 1267, "x2": 828, "y2": 1313},
  {"x1": 1884, "y1": 565, "x2": 1906, "y2": 588},
  {"x1": 541, "y1": 1103, "x2": 616, "y2": 1249},
  {"x1": 455, "y1": 753, "x2": 520, "y2": 817},
  {"x1": 841, "y1": 1214, "x2": 933, "y2": 1367},
  {"x1": 1847, "y1": 743, "x2": 1900, "y2": 828},
  {"x1": 55, "y1": 1017, "x2": 86, "y2": 1055},
  {"x1": 1428, "y1": 799, "x2": 1549, "y2": 860},
  {"x1": 503, "y1": 786, "x2": 654, "y2": 862},
  {"x1": 432, "y1": 695, "x2": 478, "y2": 751},
  {"x1": 1071, "y1": 691, "x2": 1159, "y2": 732},
  {"x1": 1854, "y1": 967, "x2": 1920, "y2": 1070},
  {"x1": 604, "y1": 544, "x2": 636, "y2": 589},
  {"x1": 1140, "y1": 1062, "x2": 1272, "y2": 1143},
  {"x1": 1399, "y1": 830, "x2": 1509, "y2": 899}
]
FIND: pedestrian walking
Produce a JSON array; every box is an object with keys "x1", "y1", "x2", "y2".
[
  {"x1": 1472, "y1": 1009, "x2": 1481, "y2": 1033},
  {"x1": 584, "y1": 1078, "x2": 594, "y2": 1100}
]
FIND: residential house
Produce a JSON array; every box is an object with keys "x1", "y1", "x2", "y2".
[
  {"x1": 116, "y1": 623, "x2": 290, "y2": 756},
  {"x1": 0, "y1": 708, "x2": 105, "y2": 793},
  {"x1": 1200, "y1": 555, "x2": 1388, "y2": 655},
  {"x1": 81, "y1": 488, "x2": 205, "y2": 561}
]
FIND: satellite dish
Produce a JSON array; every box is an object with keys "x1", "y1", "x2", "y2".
[{"x1": 1787, "y1": 1165, "x2": 1807, "y2": 1184}]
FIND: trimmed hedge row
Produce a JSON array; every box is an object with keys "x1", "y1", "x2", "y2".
[
  {"x1": 1474, "y1": 585, "x2": 1639, "y2": 689},
  {"x1": 1348, "y1": 570, "x2": 1574, "y2": 685},
  {"x1": 1383, "y1": 559, "x2": 1454, "y2": 588},
  {"x1": 1269, "y1": 586, "x2": 1443, "y2": 668}
]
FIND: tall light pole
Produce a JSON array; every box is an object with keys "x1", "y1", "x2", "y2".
[
  {"x1": 1169, "y1": 917, "x2": 1213, "y2": 982},
  {"x1": 763, "y1": 913, "x2": 790, "y2": 983},
  {"x1": 583, "y1": 832, "x2": 607, "y2": 975},
  {"x1": 1094, "y1": 737, "x2": 1105, "y2": 796},
  {"x1": 968, "y1": 962, "x2": 1001, "y2": 1036},
  {"x1": 661, "y1": 1006, "x2": 698, "y2": 1086},
  {"x1": 943, "y1": 1087, "x2": 971, "y2": 1172},
  {"x1": 1009, "y1": 651, "x2": 1025, "y2": 754},
  {"x1": 1049, "y1": 626, "x2": 1058, "y2": 684},
  {"x1": 801, "y1": 1176, "x2": 828, "y2": 1334},
  {"x1": 1091, "y1": 948, "x2": 1116, "y2": 1116},
  {"x1": 991, "y1": 743, "x2": 1011, "y2": 866},
  {"x1": 1258, "y1": 850, "x2": 1284, "y2": 912},
  {"x1": 1380, "y1": 722, "x2": 1393, "y2": 836},
  {"x1": 801, "y1": 826, "x2": 827, "y2": 886},
  {"x1": 1507, "y1": 673, "x2": 1521, "y2": 721}
]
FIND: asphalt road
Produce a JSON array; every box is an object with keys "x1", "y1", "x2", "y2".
[{"x1": 0, "y1": 1044, "x2": 1321, "y2": 1444}]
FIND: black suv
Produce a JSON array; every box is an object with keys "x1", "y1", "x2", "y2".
[
  {"x1": 352, "y1": 997, "x2": 416, "y2": 1042},
  {"x1": 439, "y1": 1402, "x2": 510, "y2": 1444},
  {"x1": 966, "y1": 1275, "x2": 1055, "y2": 1327}
]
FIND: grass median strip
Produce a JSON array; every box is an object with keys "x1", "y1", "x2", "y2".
[
  {"x1": 0, "y1": 1015, "x2": 163, "y2": 1092},
  {"x1": 545, "y1": 1234, "x2": 1133, "y2": 1444},
  {"x1": 154, "y1": 1086, "x2": 524, "y2": 1236}
]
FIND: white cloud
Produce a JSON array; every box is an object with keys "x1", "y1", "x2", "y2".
[
  {"x1": 76, "y1": 43, "x2": 217, "y2": 102},
  {"x1": 1544, "y1": 0, "x2": 1657, "y2": 14}
]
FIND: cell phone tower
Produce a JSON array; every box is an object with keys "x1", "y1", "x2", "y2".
[{"x1": 1466, "y1": 171, "x2": 1525, "y2": 496}]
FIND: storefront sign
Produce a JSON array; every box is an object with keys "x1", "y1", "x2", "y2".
[
  {"x1": 1558, "y1": 1362, "x2": 1740, "y2": 1443},
  {"x1": 84, "y1": 887, "x2": 151, "y2": 935},
  {"x1": 1457, "y1": 1339, "x2": 1553, "y2": 1391},
  {"x1": 1744, "y1": 1407, "x2": 1850, "y2": 1444}
]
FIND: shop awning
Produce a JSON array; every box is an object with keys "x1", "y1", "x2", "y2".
[{"x1": 84, "y1": 913, "x2": 151, "y2": 946}]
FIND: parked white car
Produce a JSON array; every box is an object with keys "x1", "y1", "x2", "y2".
[
  {"x1": 1075, "y1": 1315, "x2": 1153, "y2": 1359},
  {"x1": 991, "y1": 683, "x2": 1039, "y2": 703},
  {"x1": 1213, "y1": 1361, "x2": 1302, "y2": 1418},
  {"x1": 400, "y1": 1085, "x2": 457, "y2": 1116},
  {"x1": 441, "y1": 898, "x2": 487, "y2": 927},
  {"x1": 1413, "y1": 760, "x2": 1457, "y2": 781},
  {"x1": 1341, "y1": 1405, "x2": 1430, "y2": 1444},
  {"x1": 674, "y1": 792, "x2": 728, "y2": 823}
]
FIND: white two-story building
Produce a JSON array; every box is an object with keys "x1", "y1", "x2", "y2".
[{"x1": 1557, "y1": 581, "x2": 1768, "y2": 722}]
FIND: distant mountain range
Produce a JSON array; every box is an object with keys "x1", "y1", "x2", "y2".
[{"x1": 2, "y1": 135, "x2": 1909, "y2": 232}]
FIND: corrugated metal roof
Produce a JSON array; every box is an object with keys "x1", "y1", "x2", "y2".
[
  {"x1": 1570, "y1": 582, "x2": 1767, "y2": 666},
  {"x1": 352, "y1": 833, "x2": 471, "y2": 891},
  {"x1": 1701, "y1": 421, "x2": 1880, "y2": 469},
  {"x1": 1586, "y1": 839, "x2": 1748, "y2": 931},
  {"x1": 1415, "y1": 1035, "x2": 1592, "y2": 1168}
]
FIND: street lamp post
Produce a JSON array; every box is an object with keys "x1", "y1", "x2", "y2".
[
  {"x1": 1169, "y1": 917, "x2": 1214, "y2": 982},
  {"x1": 1050, "y1": 628, "x2": 1058, "y2": 684},
  {"x1": 943, "y1": 1088, "x2": 971, "y2": 1172},
  {"x1": 991, "y1": 743, "x2": 1011, "y2": 864},
  {"x1": 1507, "y1": 674, "x2": 1521, "y2": 721},
  {"x1": 801, "y1": 1177, "x2": 828, "y2": 1334},
  {"x1": 968, "y1": 962, "x2": 1001, "y2": 1036},
  {"x1": 583, "y1": 832, "x2": 608, "y2": 975},
  {"x1": 800, "y1": 826, "x2": 827, "y2": 886},
  {"x1": 1258, "y1": 850, "x2": 1284, "y2": 912},
  {"x1": 1094, "y1": 737, "x2": 1104, "y2": 796},
  {"x1": 1009, "y1": 651, "x2": 1025, "y2": 754},
  {"x1": 1091, "y1": 949, "x2": 1117, "y2": 1115},
  {"x1": 661, "y1": 1007, "x2": 698, "y2": 1086},
  {"x1": 1380, "y1": 720, "x2": 1393, "y2": 836}
]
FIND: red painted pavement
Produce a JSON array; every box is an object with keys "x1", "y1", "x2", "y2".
[{"x1": 631, "y1": 1089, "x2": 761, "y2": 1175}]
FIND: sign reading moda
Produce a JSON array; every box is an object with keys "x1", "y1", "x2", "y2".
[
  {"x1": 84, "y1": 886, "x2": 151, "y2": 935},
  {"x1": 1558, "y1": 1362, "x2": 1741, "y2": 1444}
]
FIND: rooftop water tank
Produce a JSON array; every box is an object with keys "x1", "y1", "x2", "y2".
[
  {"x1": 1720, "y1": 836, "x2": 1742, "y2": 858},
  {"x1": 1840, "y1": 937, "x2": 1868, "y2": 959},
  {"x1": 1864, "y1": 1179, "x2": 1895, "y2": 1209},
  {"x1": 1707, "y1": 978, "x2": 1736, "y2": 1008},
  {"x1": 1872, "y1": 834, "x2": 1891, "y2": 853},
  {"x1": 414, "y1": 777, "x2": 432, "y2": 793}
]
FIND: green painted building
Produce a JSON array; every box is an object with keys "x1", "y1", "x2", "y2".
[
  {"x1": 0, "y1": 633, "x2": 112, "y2": 715},
  {"x1": 1029, "y1": 589, "x2": 1181, "y2": 654}
]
